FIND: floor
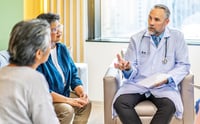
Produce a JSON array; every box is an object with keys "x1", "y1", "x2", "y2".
[{"x1": 88, "y1": 101, "x2": 104, "y2": 124}]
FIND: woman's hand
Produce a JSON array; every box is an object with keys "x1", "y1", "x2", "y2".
[
  {"x1": 74, "y1": 85, "x2": 89, "y2": 105},
  {"x1": 66, "y1": 97, "x2": 88, "y2": 108},
  {"x1": 80, "y1": 93, "x2": 89, "y2": 104}
]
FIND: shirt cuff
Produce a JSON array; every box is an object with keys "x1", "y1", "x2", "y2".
[
  {"x1": 167, "y1": 77, "x2": 176, "y2": 88},
  {"x1": 122, "y1": 68, "x2": 133, "y2": 79}
]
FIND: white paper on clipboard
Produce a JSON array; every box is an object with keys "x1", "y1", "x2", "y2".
[
  {"x1": 190, "y1": 83, "x2": 200, "y2": 89},
  {"x1": 137, "y1": 73, "x2": 170, "y2": 88}
]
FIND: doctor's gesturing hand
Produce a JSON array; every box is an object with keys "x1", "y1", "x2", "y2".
[{"x1": 114, "y1": 54, "x2": 131, "y2": 71}]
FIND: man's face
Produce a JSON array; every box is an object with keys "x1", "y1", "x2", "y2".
[{"x1": 148, "y1": 8, "x2": 169, "y2": 36}]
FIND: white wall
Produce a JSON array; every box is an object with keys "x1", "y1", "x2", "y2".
[{"x1": 85, "y1": 42, "x2": 200, "y2": 102}]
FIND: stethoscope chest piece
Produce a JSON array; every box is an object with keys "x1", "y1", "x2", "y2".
[{"x1": 162, "y1": 58, "x2": 168, "y2": 64}]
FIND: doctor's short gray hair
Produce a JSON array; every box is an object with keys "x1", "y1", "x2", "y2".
[
  {"x1": 8, "y1": 19, "x2": 50, "y2": 66},
  {"x1": 153, "y1": 4, "x2": 170, "y2": 19}
]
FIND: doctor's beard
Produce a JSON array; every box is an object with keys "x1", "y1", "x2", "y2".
[{"x1": 148, "y1": 27, "x2": 160, "y2": 36}]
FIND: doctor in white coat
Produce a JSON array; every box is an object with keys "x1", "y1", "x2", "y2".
[{"x1": 113, "y1": 4, "x2": 190, "y2": 124}]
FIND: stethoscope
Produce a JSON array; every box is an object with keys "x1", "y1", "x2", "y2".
[{"x1": 137, "y1": 32, "x2": 168, "y2": 64}]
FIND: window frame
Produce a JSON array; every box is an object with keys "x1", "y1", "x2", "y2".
[{"x1": 87, "y1": 0, "x2": 200, "y2": 45}]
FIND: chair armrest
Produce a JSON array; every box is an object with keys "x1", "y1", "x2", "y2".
[
  {"x1": 103, "y1": 67, "x2": 122, "y2": 124},
  {"x1": 180, "y1": 74, "x2": 194, "y2": 124}
]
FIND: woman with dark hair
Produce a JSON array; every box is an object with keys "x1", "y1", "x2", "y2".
[
  {"x1": 36, "y1": 13, "x2": 91, "y2": 124},
  {"x1": 0, "y1": 19, "x2": 59, "y2": 124}
]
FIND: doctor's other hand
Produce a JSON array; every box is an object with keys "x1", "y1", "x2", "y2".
[{"x1": 114, "y1": 54, "x2": 131, "y2": 71}]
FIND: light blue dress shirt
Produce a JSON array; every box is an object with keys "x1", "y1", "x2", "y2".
[{"x1": 112, "y1": 27, "x2": 190, "y2": 119}]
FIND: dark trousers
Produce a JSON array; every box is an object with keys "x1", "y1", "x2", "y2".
[{"x1": 114, "y1": 93, "x2": 176, "y2": 124}]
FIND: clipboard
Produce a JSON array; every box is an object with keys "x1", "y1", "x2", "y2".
[
  {"x1": 137, "y1": 73, "x2": 170, "y2": 88},
  {"x1": 190, "y1": 83, "x2": 200, "y2": 89}
]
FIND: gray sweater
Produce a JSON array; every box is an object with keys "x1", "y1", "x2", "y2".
[{"x1": 0, "y1": 66, "x2": 59, "y2": 124}]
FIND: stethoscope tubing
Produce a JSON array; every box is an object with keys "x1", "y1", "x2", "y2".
[{"x1": 135, "y1": 32, "x2": 168, "y2": 65}]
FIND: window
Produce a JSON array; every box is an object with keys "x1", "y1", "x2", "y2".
[{"x1": 88, "y1": 0, "x2": 200, "y2": 43}]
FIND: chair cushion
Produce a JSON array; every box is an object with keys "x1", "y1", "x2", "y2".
[{"x1": 135, "y1": 100, "x2": 157, "y2": 116}]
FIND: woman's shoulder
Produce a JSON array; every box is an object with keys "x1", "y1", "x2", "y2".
[{"x1": 56, "y1": 42, "x2": 66, "y2": 48}]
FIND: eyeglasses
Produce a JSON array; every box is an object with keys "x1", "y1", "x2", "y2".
[{"x1": 51, "y1": 24, "x2": 63, "y2": 33}]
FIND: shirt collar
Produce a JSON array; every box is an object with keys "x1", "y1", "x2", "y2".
[{"x1": 151, "y1": 32, "x2": 164, "y2": 39}]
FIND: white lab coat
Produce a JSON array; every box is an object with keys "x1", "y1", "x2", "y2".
[{"x1": 112, "y1": 27, "x2": 190, "y2": 119}]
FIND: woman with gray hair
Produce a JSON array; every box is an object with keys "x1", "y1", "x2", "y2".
[{"x1": 0, "y1": 19, "x2": 59, "y2": 124}]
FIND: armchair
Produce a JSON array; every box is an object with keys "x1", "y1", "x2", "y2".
[{"x1": 103, "y1": 66, "x2": 194, "y2": 124}]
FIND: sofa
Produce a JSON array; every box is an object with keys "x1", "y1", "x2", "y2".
[
  {"x1": 103, "y1": 66, "x2": 194, "y2": 124},
  {"x1": 0, "y1": 50, "x2": 9, "y2": 67},
  {"x1": 0, "y1": 50, "x2": 88, "y2": 93}
]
